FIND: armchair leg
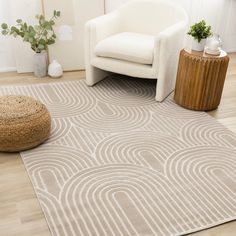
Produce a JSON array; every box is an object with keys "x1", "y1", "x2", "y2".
[
  {"x1": 155, "y1": 90, "x2": 174, "y2": 102},
  {"x1": 85, "y1": 65, "x2": 110, "y2": 86},
  {"x1": 155, "y1": 78, "x2": 175, "y2": 102}
]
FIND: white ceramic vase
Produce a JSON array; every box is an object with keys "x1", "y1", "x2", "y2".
[
  {"x1": 33, "y1": 52, "x2": 48, "y2": 78},
  {"x1": 192, "y1": 39, "x2": 206, "y2": 51},
  {"x1": 48, "y1": 60, "x2": 63, "y2": 78}
]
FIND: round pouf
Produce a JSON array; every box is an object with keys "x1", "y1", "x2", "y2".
[{"x1": 0, "y1": 95, "x2": 51, "y2": 152}]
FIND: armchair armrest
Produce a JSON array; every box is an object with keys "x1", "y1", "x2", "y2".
[
  {"x1": 85, "y1": 12, "x2": 120, "y2": 59},
  {"x1": 84, "y1": 12, "x2": 120, "y2": 86},
  {"x1": 153, "y1": 21, "x2": 187, "y2": 101}
]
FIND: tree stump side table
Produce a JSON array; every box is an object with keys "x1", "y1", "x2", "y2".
[{"x1": 174, "y1": 49, "x2": 229, "y2": 111}]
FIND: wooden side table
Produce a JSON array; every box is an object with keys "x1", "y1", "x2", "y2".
[{"x1": 174, "y1": 49, "x2": 229, "y2": 111}]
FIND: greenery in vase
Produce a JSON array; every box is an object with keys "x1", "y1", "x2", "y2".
[
  {"x1": 187, "y1": 20, "x2": 212, "y2": 43},
  {"x1": 1, "y1": 10, "x2": 61, "y2": 53}
]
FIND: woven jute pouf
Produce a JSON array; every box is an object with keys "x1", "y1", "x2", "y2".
[{"x1": 0, "y1": 95, "x2": 51, "y2": 152}]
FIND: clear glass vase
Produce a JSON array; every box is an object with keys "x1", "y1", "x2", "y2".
[{"x1": 205, "y1": 34, "x2": 222, "y2": 55}]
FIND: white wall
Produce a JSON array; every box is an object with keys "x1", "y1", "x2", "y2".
[{"x1": 105, "y1": 0, "x2": 236, "y2": 52}]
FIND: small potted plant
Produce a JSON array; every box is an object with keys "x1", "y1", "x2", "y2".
[
  {"x1": 187, "y1": 20, "x2": 212, "y2": 51},
  {"x1": 1, "y1": 10, "x2": 61, "y2": 77}
]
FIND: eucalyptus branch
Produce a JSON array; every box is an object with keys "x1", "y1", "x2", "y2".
[
  {"x1": 36, "y1": 14, "x2": 56, "y2": 41},
  {"x1": 1, "y1": 10, "x2": 61, "y2": 53}
]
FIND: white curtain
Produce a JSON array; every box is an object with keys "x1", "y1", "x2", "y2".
[
  {"x1": 0, "y1": 0, "x2": 42, "y2": 73},
  {"x1": 0, "y1": 1, "x2": 15, "y2": 72},
  {"x1": 181, "y1": 0, "x2": 236, "y2": 52},
  {"x1": 105, "y1": 0, "x2": 236, "y2": 52}
]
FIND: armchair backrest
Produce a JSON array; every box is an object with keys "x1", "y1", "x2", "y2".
[{"x1": 118, "y1": 0, "x2": 188, "y2": 36}]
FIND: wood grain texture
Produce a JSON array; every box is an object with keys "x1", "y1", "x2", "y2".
[
  {"x1": 0, "y1": 62, "x2": 236, "y2": 236},
  {"x1": 174, "y1": 49, "x2": 229, "y2": 111}
]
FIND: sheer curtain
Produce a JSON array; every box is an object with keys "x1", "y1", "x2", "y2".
[
  {"x1": 0, "y1": 1, "x2": 15, "y2": 72},
  {"x1": 0, "y1": 0, "x2": 42, "y2": 73},
  {"x1": 170, "y1": 0, "x2": 235, "y2": 51},
  {"x1": 187, "y1": 0, "x2": 234, "y2": 51},
  {"x1": 105, "y1": 0, "x2": 236, "y2": 52},
  {"x1": 9, "y1": 0, "x2": 42, "y2": 73}
]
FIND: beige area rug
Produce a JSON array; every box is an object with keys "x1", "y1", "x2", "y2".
[{"x1": 1, "y1": 76, "x2": 236, "y2": 236}]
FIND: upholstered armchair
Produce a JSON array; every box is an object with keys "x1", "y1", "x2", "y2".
[{"x1": 85, "y1": 0, "x2": 188, "y2": 101}]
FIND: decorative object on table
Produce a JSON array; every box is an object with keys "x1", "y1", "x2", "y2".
[
  {"x1": 205, "y1": 34, "x2": 222, "y2": 55},
  {"x1": 187, "y1": 20, "x2": 212, "y2": 51},
  {"x1": 0, "y1": 95, "x2": 51, "y2": 152},
  {"x1": 48, "y1": 59, "x2": 63, "y2": 78},
  {"x1": 0, "y1": 10, "x2": 61, "y2": 78},
  {"x1": 174, "y1": 49, "x2": 229, "y2": 111}
]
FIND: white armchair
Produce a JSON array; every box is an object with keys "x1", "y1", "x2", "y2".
[{"x1": 85, "y1": 0, "x2": 188, "y2": 101}]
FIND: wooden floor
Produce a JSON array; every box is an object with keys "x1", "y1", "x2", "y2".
[{"x1": 0, "y1": 54, "x2": 236, "y2": 236}]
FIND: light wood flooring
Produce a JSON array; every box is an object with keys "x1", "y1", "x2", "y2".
[{"x1": 0, "y1": 54, "x2": 236, "y2": 236}]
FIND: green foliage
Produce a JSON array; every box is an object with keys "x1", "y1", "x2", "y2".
[
  {"x1": 1, "y1": 11, "x2": 61, "y2": 53},
  {"x1": 187, "y1": 20, "x2": 212, "y2": 43}
]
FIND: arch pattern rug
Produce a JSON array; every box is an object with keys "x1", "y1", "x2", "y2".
[{"x1": 1, "y1": 76, "x2": 236, "y2": 236}]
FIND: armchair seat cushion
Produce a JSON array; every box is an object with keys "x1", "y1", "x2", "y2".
[{"x1": 94, "y1": 32, "x2": 155, "y2": 65}]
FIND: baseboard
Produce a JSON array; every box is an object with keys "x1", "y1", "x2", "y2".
[{"x1": 0, "y1": 67, "x2": 17, "y2": 73}]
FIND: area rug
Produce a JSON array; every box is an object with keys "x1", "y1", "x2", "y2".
[{"x1": 1, "y1": 76, "x2": 236, "y2": 236}]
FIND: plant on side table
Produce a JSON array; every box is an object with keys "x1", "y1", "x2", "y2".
[
  {"x1": 187, "y1": 20, "x2": 212, "y2": 51},
  {"x1": 1, "y1": 10, "x2": 61, "y2": 78}
]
